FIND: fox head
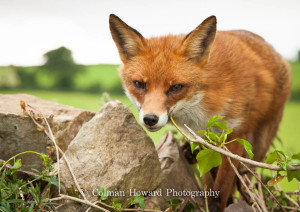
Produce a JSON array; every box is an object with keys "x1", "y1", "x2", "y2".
[{"x1": 109, "y1": 14, "x2": 217, "y2": 132}]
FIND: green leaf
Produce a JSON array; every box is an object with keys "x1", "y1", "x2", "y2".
[
  {"x1": 133, "y1": 195, "x2": 145, "y2": 210},
  {"x1": 236, "y1": 138, "x2": 254, "y2": 159},
  {"x1": 40, "y1": 153, "x2": 52, "y2": 169},
  {"x1": 219, "y1": 133, "x2": 226, "y2": 143},
  {"x1": 40, "y1": 153, "x2": 50, "y2": 164},
  {"x1": 190, "y1": 142, "x2": 200, "y2": 154},
  {"x1": 287, "y1": 170, "x2": 300, "y2": 182},
  {"x1": 207, "y1": 131, "x2": 219, "y2": 141},
  {"x1": 31, "y1": 168, "x2": 42, "y2": 175},
  {"x1": 45, "y1": 176, "x2": 59, "y2": 187},
  {"x1": 225, "y1": 128, "x2": 233, "y2": 135},
  {"x1": 98, "y1": 186, "x2": 110, "y2": 201},
  {"x1": 0, "y1": 206, "x2": 10, "y2": 212},
  {"x1": 212, "y1": 121, "x2": 228, "y2": 130},
  {"x1": 196, "y1": 130, "x2": 206, "y2": 135},
  {"x1": 206, "y1": 116, "x2": 223, "y2": 129},
  {"x1": 265, "y1": 150, "x2": 287, "y2": 165},
  {"x1": 40, "y1": 153, "x2": 48, "y2": 160},
  {"x1": 11, "y1": 159, "x2": 22, "y2": 171},
  {"x1": 292, "y1": 153, "x2": 300, "y2": 160},
  {"x1": 29, "y1": 186, "x2": 40, "y2": 202},
  {"x1": 287, "y1": 159, "x2": 300, "y2": 166},
  {"x1": 276, "y1": 150, "x2": 288, "y2": 159},
  {"x1": 164, "y1": 198, "x2": 182, "y2": 207},
  {"x1": 196, "y1": 149, "x2": 222, "y2": 177},
  {"x1": 28, "y1": 202, "x2": 35, "y2": 212},
  {"x1": 7, "y1": 199, "x2": 26, "y2": 204},
  {"x1": 185, "y1": 202, "x2": 196, "y2": 212},
  {"x1": 278, "y1": 161, "x2": 288, "y2": 171},
  {"x1": 0, "y1": 169, "x2": 6, "y2": 188},
  {"x1": 111, "y1": 198, "x2": 122, "y2": 210},
  {"x1": 265, "y1": 151, "x2": 280, "y2": 164}
]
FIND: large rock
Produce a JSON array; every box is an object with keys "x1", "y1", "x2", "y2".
[
  {"x1": 0, "y1": 94, "x2": 95, "y2": 171},
  {"x1": 146, "y1": 132, "x2": 204, "y2": 210},
  {"x1": 59, "y1": 100, "x2": 163, "y2": 203}
]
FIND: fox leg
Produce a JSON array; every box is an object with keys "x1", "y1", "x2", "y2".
[
  {"x1": 252, "y1": 110, "x2": 283, "y2": 162},
  {"x1": 208, "y1": 136, "x2": 245, "y2": 212}
]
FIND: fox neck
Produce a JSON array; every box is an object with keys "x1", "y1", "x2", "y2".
[{"x1": 170, "y1": 92, "x2": 211, "y2": 134}]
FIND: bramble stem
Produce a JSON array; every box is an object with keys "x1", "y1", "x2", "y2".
[{"x1": 0, "y1": 151, "x2": 44, "y2": 172}]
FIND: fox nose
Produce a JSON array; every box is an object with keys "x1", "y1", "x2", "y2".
[{"x1": 143, "y1": 114, "x2": 159, "y2": 127}]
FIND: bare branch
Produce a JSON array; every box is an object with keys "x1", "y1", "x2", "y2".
[{"x1": 184, "y1": 124, "x2": 300, "y2": 171}]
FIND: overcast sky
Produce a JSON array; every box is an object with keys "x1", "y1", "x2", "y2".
[{"x1": 0, "y1": 0, "x2": 300, "y2": 66}]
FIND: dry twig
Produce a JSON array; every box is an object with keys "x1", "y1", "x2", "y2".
[
  {"x1": 50, "y1": 194, "x2": 110, "y2": 212},
  {"x1": 256, "y1": 171, "x2": 267, "y2": 211},
  {"x1": 23, "y1": 102, "x2": 87, "y2": 200},
  {"x1": 223, "y1": 145, "x2": 286, "y2": 212},
  {"x1": 204, "y1": 185, "x2": 209, "y2": 212},
  {"x1": 23, "y1": 102, "x2": 61, "y2": 194},
  {"x1": 226, "y1": 156, "x2": 265, "y2": 212}
]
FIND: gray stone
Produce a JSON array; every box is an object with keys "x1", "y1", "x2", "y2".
[
  {"x1": 0, "y1": 94, "x2": 95, "y2": 171},
  {"x1": 56, "y1": 200, "x2": 89, "y2": 212},
  {"x1": 225, "y1": 200, "x2": 253, "y2": 212},
  {"x1": 59, "y1": 100, "x2": 163, "y2": 203}
]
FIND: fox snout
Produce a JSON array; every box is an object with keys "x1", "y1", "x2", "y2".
[
  {"x1": 139, "y1": 109, "x2": 168, "y2": 132},
  {"x1": 143, "y1": 114, "x2": 159, "y2": 126}
]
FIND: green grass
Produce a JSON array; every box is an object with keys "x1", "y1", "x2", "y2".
[
  {"x1": 274, "y1": 102, "x2": 300, "y2": 153},
  {"x1": 75, "y1": 64, "x2": 121, "y2": 90},
  {"x1": 291, "y1": 62, "x2": 300, "y2": 91}
]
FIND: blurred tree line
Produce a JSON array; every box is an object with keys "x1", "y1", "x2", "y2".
[
  {"x1": 0, "y1": 46, "x2": 123, "y2": 94},
  {"x1": 43, "y1": 46, "x2": 82, "y2": 90},
  {"x1": 1, "y1": 47, "x2": 300, "y2": 97}
]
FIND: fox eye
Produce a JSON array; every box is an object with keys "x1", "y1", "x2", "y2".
[
  {"x1": 133, "y1": 80, "x2": 146, "y2": 90},
  {"x1": 169, "y1": 84, "x2": 184, "y2": 94}
]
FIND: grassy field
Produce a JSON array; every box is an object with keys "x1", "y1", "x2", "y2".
[
  {"x1": 75, "y1": 64, "x2": 120, "y2": 90},
  {"x1": 1, "y1": 61, "x2": 300, "y2": 191}
]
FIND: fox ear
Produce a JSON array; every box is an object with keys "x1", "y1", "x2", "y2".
[
  {"x1": 109, "y1": 14, "x2": 145, "y2": 63},
  {"x1": 181, "y1": 16, "x2": 217, "y2": 63}
]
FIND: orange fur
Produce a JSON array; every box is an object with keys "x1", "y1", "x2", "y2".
[{"x1": 109, "y1": 14, "x2": 291, "y2": 211}]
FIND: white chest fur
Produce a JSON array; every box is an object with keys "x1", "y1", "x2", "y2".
[{"x1": 169, "y1": 92, "x2": 242, "y2": 135}]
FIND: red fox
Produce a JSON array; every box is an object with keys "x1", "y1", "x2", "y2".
[{"x1": 109, "y1": 14, "x2": 291, "y2": 211}]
